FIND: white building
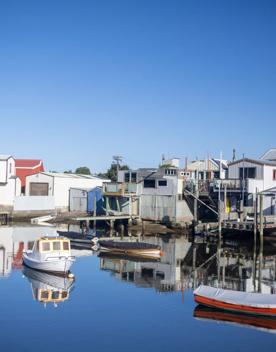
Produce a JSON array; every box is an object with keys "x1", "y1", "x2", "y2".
[
  {"x1": 228, "y1": 158, "x2": 276, "y2": 194},
  {"x1": 227, "y1": 151, "x2": 276, "y2": 215},
  {"x1": 187, "y1": 158, "x2": 228, "y2": 180},
  {"x1": 25, "y1": 172, "x2": 110, "y2": 212},
  {"x1": 0, "y1": 155, "x2": 21, "y2": 211},
  {"x1": 117, "y1": 168, "x2": 193, "y2": 225}
]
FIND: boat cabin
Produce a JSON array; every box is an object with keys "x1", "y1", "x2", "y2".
[{"x1": 32, "y1": 237, "x2": 71, "y2": 254}]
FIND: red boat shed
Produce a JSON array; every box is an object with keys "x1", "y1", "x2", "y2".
[{"x1": 15, "y1": 159, "x2": 45, "y2": 193}]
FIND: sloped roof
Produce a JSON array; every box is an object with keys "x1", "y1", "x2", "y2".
[
  {"x1": 260, "y1": 148, "x2": 276, "y2": 161},
  {"x1": 228, "y1": 157, "x2": 276, "y2": 167},
  {"x1": 15, "y1": 159, "x2": 43, "y2": 168},
  {"x1": 40, "y1": 172, "x2": 110, "y2": 181},
  {"x1": 0, "y1": 154, "x2": 12, "y2": 160}
]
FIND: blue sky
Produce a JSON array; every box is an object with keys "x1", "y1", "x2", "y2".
[{"x1": 0, "y1": 0, "x2": 275, "y2": 173}]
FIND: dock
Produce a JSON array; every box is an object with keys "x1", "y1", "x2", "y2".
[{"x1": 74, "y1": 214, "x2": 138, "y2": 231}]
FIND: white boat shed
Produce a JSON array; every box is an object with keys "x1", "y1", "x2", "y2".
[
  {"x1": 0, "y1": 155, "x2": 21, "y2": 211},
  {"x1": 25, "y1": 172, "x2": 110, "y2": 212}
]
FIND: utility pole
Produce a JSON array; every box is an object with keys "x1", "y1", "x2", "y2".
[{"x1": 113, "y1": 155, "x2": 123, "y2": 181}]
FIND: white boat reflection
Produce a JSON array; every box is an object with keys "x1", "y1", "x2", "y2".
[{"x1": 22, "y1": 266, "x2": 75, "y2": 307}]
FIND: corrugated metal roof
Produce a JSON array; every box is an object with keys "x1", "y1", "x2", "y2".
[
  {"x1": 260, "y1": 148, "x2": 276, "y2": 161},
  {"x1": 229, "y1": 158, "x2": 276, "y2": 167},
  {"x1": 15, "y1": 159, "x2": 42, "y2": 168},
  {"x1": 0, "y1": 154, "x2": 12, "y2": 160},
  {"x1": 40, "y1": 172, "x2": 109, "y2": 181}
]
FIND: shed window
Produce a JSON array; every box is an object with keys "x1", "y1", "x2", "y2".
[
  {"x1": 63, "y1": 242, "x2": 69, "y2": 251},
  {"x1": 53, "y1": 241, "x2": 61, "y2": 251},
  {"x1": 273, "y1": 170, "x2": 276, "y2": 181},
  {"x1": 165, "y1": 169, "x2": 176, "y2": 176},
  {"x1": 158, "y1": 180, "x2": 167, "y2": 187},
  {"x1": 144, "y1": 179, "x2": 156, "y2": 188},
  {"x1": 42, "y1": 242, "x2": 50, "y2": 251},
  {"x1": 131, "y1": 172, "x2": 137, "y2": 183},
  {"x1": 239, "y1": 167, "x2": 256, "y2": 179},
  {"x1": 124, "y1": 173, "x2": 130, "y2": 182}
]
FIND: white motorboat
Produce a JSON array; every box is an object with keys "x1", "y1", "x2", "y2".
[{"x1": 23, "y1": 236, "x2": 75, "y2": 275}]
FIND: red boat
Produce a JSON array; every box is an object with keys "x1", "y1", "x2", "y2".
[{"x1": 194, "y1": 285, "x2": 276, "y2": 316}]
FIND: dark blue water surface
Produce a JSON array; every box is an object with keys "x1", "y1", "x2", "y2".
[{"x1": 0, "y1": 225, "x2": 276, "y2": 352}]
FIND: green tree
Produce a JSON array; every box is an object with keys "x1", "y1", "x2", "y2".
[
  {"x1": 75, "y1": 166, "x2": 91, "y2": 175},
  {"x1": 98, "y1": 163, "x2": 129, "y2": 182}
]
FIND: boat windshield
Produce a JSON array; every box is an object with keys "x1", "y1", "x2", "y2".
[{"x1": 38, "y1": 239, "x2": 70, "y2": 253}]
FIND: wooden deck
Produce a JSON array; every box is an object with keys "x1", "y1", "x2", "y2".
[{"x1": 76, "y1": 215, "x2": 132, "y2": 221}]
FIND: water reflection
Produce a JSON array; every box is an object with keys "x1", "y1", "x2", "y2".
[
  {"x1": 1, "y1": 225, "x2": 276, "y2": 348},
  {"x1": 97, "y1": 232, "x2": 276, "y2": 295},
  {"x1": 194, "y1": 305, "x2": 276, "y2": 334},
  {"x1": 22, "y1": 266, "x2": 75, "y2": 307}
]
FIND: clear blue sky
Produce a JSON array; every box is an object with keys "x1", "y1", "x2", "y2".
[{"x1": 0, "y1": 0, "x2": 275, "y2": 173}]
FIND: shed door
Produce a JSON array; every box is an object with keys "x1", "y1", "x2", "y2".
[
  {"x1": 71, "y1": 197, "x2": 87, "y2": 212},
  {"x1": 30, "y1": 182, "x2": 49, "y2": 196}
]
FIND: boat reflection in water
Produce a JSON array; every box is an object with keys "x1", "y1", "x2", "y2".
[
  {"x1": 22, "y1": 266, "x2": 75, "y2": 307},
  {"x1": 194, "y1": 305, "x2": 276, "y2": 334}
]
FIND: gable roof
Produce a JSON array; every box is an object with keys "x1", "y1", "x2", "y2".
[
  {"x1": 0, "y1": 154, "x2": 13, "y2": 161},
  {"x1": 15, "y1": 159, "x2": 43, "y2": 169},
  {"x1": 228, "y1": 157, "x2": 276, "y2": 167},
  {"x1": 38, "y1": 172, "x2": 110, "y2": 181},
  {"x1": 260, "y1": 148, "x2": 276, "y2": 161}
]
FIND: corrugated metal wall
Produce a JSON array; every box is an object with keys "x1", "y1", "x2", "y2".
[
  {"x1": 140, "y1": 195, "x2": 176, "y2": 222},
  {"x1": 69, "y1": 189, "x2": 88, "y2": 212}
]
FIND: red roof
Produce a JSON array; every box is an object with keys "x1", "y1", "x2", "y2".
[
  {"x1": 15, "y1": 159, "x2": 43, "y2": 168},
  {"x1": 15, "y1": 159, "x2": 45, "y2": 188}
]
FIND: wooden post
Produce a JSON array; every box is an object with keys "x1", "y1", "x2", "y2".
[
  {"x1": 253, "y1": 191, "x2": 257, "y2": 290},
  {"x1": 142, "y1": 220, "x2": 145, "y2": 235},
  {"x1": 258, "y1": 194, "x2": 264, "y2": 293},
  {"x1": 192, "y1": 242, "x2": 197, "y2": 289},
  {"x1": 93, "y1": 195, "x2": 97, "y2": 231},
  {"x1": 105, "y1": 196, "x2": 109, "y2": 215},
  {"x1": 110, "y1": 220, "x2": 114, "y2": 235},
  {"x1": 218, "y1": 181, "x2": 222, "y2": 241},
  {"x1": 86, "y1": 220, "x2": 90, "y2": 231},
  {"x1": 193, "y1": 178, "x2": 198, "y2": 232},
  {"x1": 217, "y1": 237, "x2": 221, "y2": 287}
]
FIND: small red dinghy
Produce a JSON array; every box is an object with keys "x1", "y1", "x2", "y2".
[{"x1": 194, "y1": 285, "x2": 276, "y2": 316}]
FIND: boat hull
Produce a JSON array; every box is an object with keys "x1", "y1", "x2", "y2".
[
  {"x1": 23, "y1": 253, "x2": 74, "y2": 275},
  {"x1": 194, "y1": 294, "x2": 276, "y2": 316}
]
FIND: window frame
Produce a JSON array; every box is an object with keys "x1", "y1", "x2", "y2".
[
  {"x1": 158, "y1": 180, "x2": 167, "y2": 187},
  {"x1": 143, "y1": 179, "x2": 156, "y2": 188}
]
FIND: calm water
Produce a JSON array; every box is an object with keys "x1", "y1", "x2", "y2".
[{"x1": 0, "y1": 225, "x2": 276, "y2": 352}]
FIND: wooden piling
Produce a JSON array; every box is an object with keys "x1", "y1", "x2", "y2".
[
  {"x1": 93, "y1": 196, "x2": 97, "y2": 231},
  {"x1": 218, "y1": 181, "x2": 222, "y2": 241},
  {"x1": 258, "y1": 193, "x2": 264, "y2": 293},
  {"x1": 253, "y1": 191, "x2": 257, "y2": 290}
]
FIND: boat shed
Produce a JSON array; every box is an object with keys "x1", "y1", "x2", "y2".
[
  {"x1": 25, "y1": 172, "x2": 109, "y2": 212},
  {"x1": 69, "y1": 187, "x2": 103, "y2": 213}
]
